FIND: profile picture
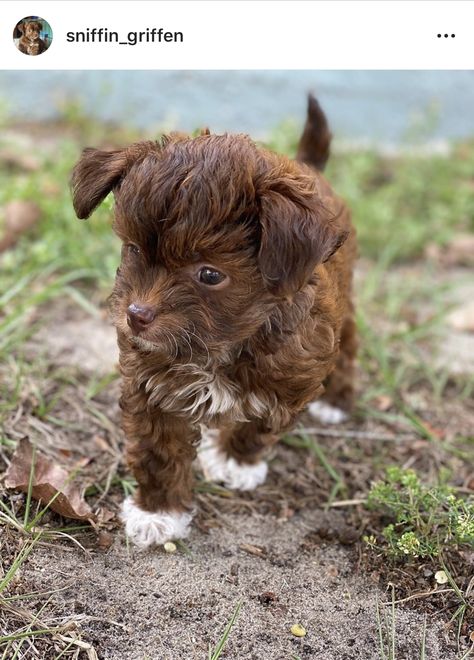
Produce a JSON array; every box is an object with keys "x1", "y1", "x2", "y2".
[{"x1": 13, "y1": 16, "x2": 53, "y2": 56}]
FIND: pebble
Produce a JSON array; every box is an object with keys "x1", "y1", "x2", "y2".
[{"x1": 290, "y1": 624, "x2": 307, "y2": 637}]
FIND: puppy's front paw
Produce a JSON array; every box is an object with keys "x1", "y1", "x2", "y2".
[
  {"x1": 199, "y1": 429, "x2": 268, "y2": 491},
  {"x1": 121, "y1": 497, "x2": 193, "y2": 549},
  {"x1": 308, "y1": 400, "x2": 348, "y2": 424}
]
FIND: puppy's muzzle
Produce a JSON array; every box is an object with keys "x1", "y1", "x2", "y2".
[{"x1": 127, "y1": 303, "x2": 156, "y2": 335}]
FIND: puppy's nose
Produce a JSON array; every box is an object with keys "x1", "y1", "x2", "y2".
[{"x1": 127, "y1": 303, "x2": 156, "y2": 334}]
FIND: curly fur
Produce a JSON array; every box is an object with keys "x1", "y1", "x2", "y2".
[
  {"x1": 71, "y1": 95, "x2": 357, "y2": 546},
  {"x1": 17, "y1": 21, "x2": 47, "y2": 56}
]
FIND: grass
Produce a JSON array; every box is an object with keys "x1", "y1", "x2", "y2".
[
  {"x1": 376, "y1": 571, "x2": 473, "y2": 660},
  {"x1": 376, "y1": 587, "x2": 431, "y2": 660},
  {"x1": 282, "y1": 431, "x2": 347, "y2": 504},
  {"x1": 442, "y1": 565, "x2": 473, "y2": 653},
  {"x1": 208, "y1": 601, "x2": 242, "y2": 660},
  {"x1": 375, "y1": 586, "x2": 397, "y2": 660},
  {"x1": 0, "y1": 447, "x2": 93, "y2": 657}
]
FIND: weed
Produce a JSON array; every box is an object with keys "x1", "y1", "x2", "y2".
[{"x1": 364, "y1": 467, "x2": 474, "y2": 559}]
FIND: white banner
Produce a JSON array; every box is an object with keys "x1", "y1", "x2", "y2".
[{"x1": 1, "y1": 1, "x2": 471, "y2": 70}]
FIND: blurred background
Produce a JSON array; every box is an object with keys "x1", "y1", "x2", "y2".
[{"x1": 1, "y1": 70, "x2": 474, "y2": 145}]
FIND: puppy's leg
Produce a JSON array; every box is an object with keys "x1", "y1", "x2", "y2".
[
  {"x1": 199, "y1": 421, "x2": 275, "y2": 491},
  {"x1": 121, "y1": 403, "x2": 198, "y2": 549},
  {"x1": 309, "y1": 315, "x2": 357, "y2": 424}
]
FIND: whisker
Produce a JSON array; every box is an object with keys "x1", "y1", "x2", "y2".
[
  {"x1": 163, "y1": 327, "x2": 179, "y2": 360},
  {"x1": 188, "y1": 322, "x2": 211, "y2": 366},
  {"x1": 177, "y1": 328, "x2": 193, "y2": 365}
]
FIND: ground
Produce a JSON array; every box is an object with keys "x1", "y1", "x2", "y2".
[{"x1": 0, "y1": 115, "x2": 473, "y2": 659}]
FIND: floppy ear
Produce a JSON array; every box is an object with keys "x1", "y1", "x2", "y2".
[
  {"x1": 71, "y1": 148, "x2": 129, "y2": 219},
  {"x1": 257, "y1": 186, "x2": 348, "y2": 297}
]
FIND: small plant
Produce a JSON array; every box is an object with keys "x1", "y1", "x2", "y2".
[{"x1": 364, "y1": 467, "x2": 474, "y2": 559}]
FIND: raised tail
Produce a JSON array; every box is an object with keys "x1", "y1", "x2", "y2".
[{"x1": 296, "y1": 94, "x2": 332, "y2": 172}]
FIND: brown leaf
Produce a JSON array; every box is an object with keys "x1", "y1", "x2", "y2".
[
  {"x1": 4, "y1": 438, "x2": 96, "y2": 522},
  {"x1": 0, "y1": 201, "x2": 41, "y2": 253}
]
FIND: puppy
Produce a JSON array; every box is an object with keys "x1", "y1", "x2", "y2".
[
  {"x1": 71, "y1": 96, "x2": 357, "y2": 549},
  {"x1": 17, "y1": 20, "x2": 46, "y2": 56}
]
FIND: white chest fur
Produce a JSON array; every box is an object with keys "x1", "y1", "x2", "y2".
[{"x1": 144, "y1": 363, "x2": 273, "y2": 424}]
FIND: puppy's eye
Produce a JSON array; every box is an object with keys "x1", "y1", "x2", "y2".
[
  {"x1": 126, "y1": 243, "x2": 141, "y2": 256},
  {"x1": 198, "y1": 267, "x2": 227, "y2": 286}
]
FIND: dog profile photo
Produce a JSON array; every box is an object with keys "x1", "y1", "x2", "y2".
[
  {"x1": 13, "y1": 16, "x2": 52, "y2": 56},
  {"x1": 72, "y1": 95, "x2": 357, "y2": 549}
]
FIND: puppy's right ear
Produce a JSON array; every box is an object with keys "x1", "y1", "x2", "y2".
[{"x1": 71, "y1": 148, "x2": 128, "y2": 219}]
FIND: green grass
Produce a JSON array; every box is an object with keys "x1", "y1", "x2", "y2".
[{"x1": 208, "y1": 601, "x2": 242, "y2": 660}]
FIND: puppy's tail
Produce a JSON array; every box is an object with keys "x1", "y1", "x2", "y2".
[{"x1": 296, "y1": 94, "x2": 332, "y2": 172}]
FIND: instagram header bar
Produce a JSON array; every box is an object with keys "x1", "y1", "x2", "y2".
[{"x1": 2, "y1": 1, "x2": 472, "y2": 69}]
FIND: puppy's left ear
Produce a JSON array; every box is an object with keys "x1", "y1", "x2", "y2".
[
  {"x1": 258, "y1": 183, "x2": 348, "y2": 297},
  {"x1": 71, "y1": 148, "x2": 129, "y2": 219}
]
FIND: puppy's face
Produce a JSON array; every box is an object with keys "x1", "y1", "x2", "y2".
[
  {"x1": 72, "y1": 134, "x2": 347, "y2": 361},
  {"x1": 23, "y1": 22, "x2": 41, "y2": 41}
]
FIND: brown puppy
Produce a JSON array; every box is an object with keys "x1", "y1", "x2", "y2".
[
  {"x1": 71, "y1": 96, "x2": 357, "y2": 548},
  {"x1": 18, "y1": 20, "x2": 47, "y2": 56}
]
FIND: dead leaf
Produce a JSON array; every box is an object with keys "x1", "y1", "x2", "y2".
[
  {"x1": 4, "y1": 438, "x2": 96, "y2": 522},
  {"x1": 0, "y1": 201, "x2": 41, "y2": 252}
]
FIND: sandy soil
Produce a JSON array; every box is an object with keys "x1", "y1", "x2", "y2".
[{"x1": 18, "y1": 512, "x2": 459, "y2": 660}]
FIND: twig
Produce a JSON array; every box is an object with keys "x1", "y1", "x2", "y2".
[
  {"x1": 328, "y1": 498, "x2": 367, "y2": 508},
  {"x1": 294, "y1": 427, "x2": 414, "y2": 442},
  {"x1": 382, "y1": 587, "x2": 455, "y2": 606}
]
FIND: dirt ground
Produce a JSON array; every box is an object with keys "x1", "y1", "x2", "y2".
[
  {"x1": 14, "y1": 512, "x2": 460, "y2": 660},
  {"x1": 0, "y1": 275, "x2": 472, "y2": 659}
]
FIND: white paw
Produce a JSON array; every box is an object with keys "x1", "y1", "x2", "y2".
[
  {"x1": 121, "y1": 497, "x2": 193, "y2": 549},
  {"x1": 308, "y1": 400, "x2": 348, "y2": 424},
  {"x1": 198, "y1": 427, "x2": 268, "y2": 491}
]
